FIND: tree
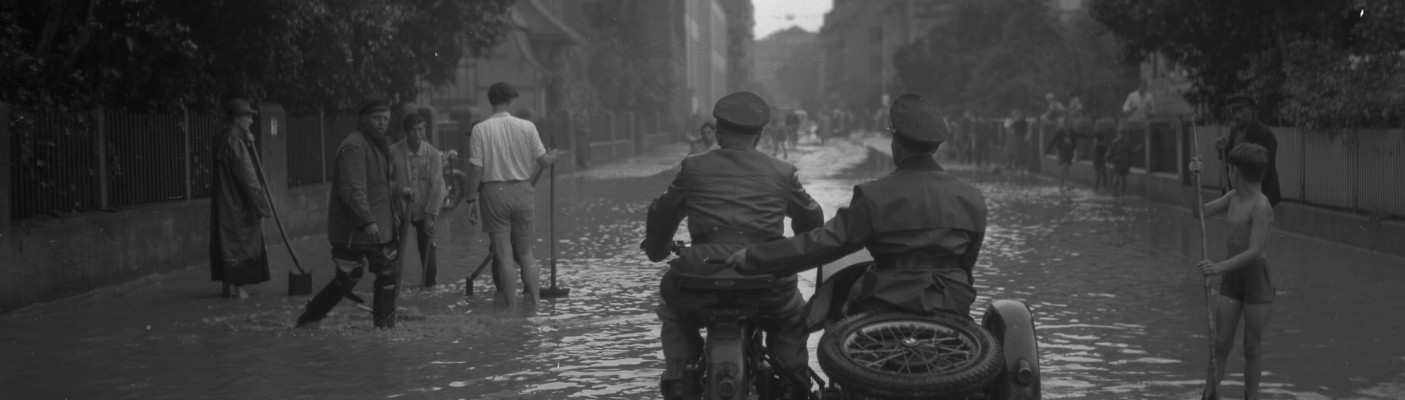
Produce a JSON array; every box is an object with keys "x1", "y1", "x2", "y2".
[
  {"x1": 1089, "y1": 0, "x2": 1404, "y2": 128},
  {"x1": 0, "y1": 0, "x2": 515, "y2": 114},
  {"x1": 893, "y1": 0, "x2": 1135, "y2": 117}
]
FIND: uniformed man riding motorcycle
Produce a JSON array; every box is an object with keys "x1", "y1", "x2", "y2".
[{"x1": 642, "y1": 91, "x2": 826, "y2": 400}]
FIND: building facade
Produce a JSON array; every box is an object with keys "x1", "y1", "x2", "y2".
[{"x1": 819, "y1": 0, "x2": 952, "y2": 113}]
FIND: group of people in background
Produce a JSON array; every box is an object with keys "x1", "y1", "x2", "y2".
[{"x1": 208, "y1": 81, "x2": 555, "y2": 328}]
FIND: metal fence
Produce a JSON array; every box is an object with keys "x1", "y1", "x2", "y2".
[
  {"x1": 9, "y1": 111, "x2": 104, "y2": 218},
  {"x1": 9, "y1": 108, "x2": 228, "y2": 220},
  {"x1": 286, "y1": 115, "x2": 325, "y2": 187},
  {"x1": 105, "y1": 111, "x2": 189, "y2": 207},
  {"x1": 1182, "y1": 125, "x2": 1404, "y2": 218}
]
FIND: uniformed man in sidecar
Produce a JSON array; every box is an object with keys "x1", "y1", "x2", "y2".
[{"x1": 727, "y1": 92, "x2": 988, "y2": 319}]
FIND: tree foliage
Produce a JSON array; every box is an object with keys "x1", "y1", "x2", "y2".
[
  {"x1": 1090, "y1": 0, "x2": 1405, "y2": 128},
  {"x1": 0, "y1": 0, "x2": 514, "y2": 114},
  {"x1": 893, "y1": 0, "x2": 1136, "y2": 117}
]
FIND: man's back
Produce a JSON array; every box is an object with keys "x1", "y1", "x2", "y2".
[
  {"x1": 643, "y1": 147, "x2": 824, "y2": 269},
  {"x1": 469, "y1": 112, "x2": 545, "y2": 182}
]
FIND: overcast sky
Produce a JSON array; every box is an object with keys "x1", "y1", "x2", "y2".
[{"x1": 752, "y1": 0, "x2": 833, "y2": 39}]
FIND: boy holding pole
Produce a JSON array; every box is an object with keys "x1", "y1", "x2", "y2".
[{"x1": 1189, "y1": 143, "x2": 1277, "y2": 400}]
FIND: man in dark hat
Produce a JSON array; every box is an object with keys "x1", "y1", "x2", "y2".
[
  {"x1": 727, "y1": 93, "x2": 989, "y2": 319},
  {"x1": 641, "y1": 91, "x2": 825, "y2": 399},
  {"x1": 210, "y1": 98, "x2": 272, "y2": 299},
  {"x1": 297, "y1": 99, "x2": 403, "y2": 328},
  {"x1": 1218, "y1": 95, "x2": 1281, "y2": 206}
]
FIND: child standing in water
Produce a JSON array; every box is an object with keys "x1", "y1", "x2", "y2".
[{"x1": 1189, "y1": 143, "x2": 1276, "y2": 400}]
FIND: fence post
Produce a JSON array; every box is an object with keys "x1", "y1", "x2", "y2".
[
  {"x1": 96, "y1": 106, "x2": 109, "y2": 210},
  {"x1": 183, "y1": 106, "x2": 193, "y2": 200},
  {"x1": 319, "y1": 110, "x2": 327, "y2": 183},
  {"x1": 0, "y1": 102, "x2": 11, "y2": 232},
  {"x1": 258, "y1": 103, "x2": 288, "y2": 205}
]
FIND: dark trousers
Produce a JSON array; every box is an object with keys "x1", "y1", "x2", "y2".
[
  {"x1": 407, "y1": 217, "x2": 438, "y2": 287},
  {"x1": 297, "y1": 243, "x2": 400, "y2": 328}
]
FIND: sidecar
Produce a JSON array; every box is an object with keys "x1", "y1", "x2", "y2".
[{"x1": 809, "y1": 262, "x2": 1040, "y2": 400}]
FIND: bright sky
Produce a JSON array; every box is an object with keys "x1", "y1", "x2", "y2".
[{"x1": 753, "y1": 0, "x2": 833, "y2": 39}]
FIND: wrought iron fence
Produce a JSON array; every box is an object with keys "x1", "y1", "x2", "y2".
[
  {"x1": 9, "y1": 111, "x2": 104, "y2": 219},
  {"x1": 105, "y1": 111, "x2": 189, "y2": 207},
  {"x1": 286, "y1": 115, "x2": 325, "y2": 187}
]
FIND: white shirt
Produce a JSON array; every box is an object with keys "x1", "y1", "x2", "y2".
[
  {"x1": 468, "y1": 112, "x2": 546, "y2": 182},
  {"x1": 1122, "y1": 90, "x2": 1157, "y2": 120}
]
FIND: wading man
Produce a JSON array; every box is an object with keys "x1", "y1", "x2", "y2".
[
  {"x1": 642, "y1": 92, "x2": 825, "y2": 399},
  {"x1": 464, "y1": 82, "x2": 559, "y2": 309},
  {"x1": 297, "y1": 100, "x2": 402, "y2": 329},
  {"x1": 391, "y1": 113, "x2": 447, "y2": 288}
]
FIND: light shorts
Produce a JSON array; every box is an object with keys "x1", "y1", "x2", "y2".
[{"x1": 479, "y1": 181, "x2": 534, "y2": 234}]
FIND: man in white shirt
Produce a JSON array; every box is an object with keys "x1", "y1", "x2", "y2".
[
  {"x1": 391, "y1": 113, "x2": 447, "y2": 288},
  {"x1": 465, "y1": 82, "x2": 559, "y2": 308},
  {"x1": 1122, "y1": 81, "x2": 1157, "y2": 120}
]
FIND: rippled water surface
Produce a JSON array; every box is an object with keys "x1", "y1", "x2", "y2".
[{"x1": 3, "y1": 139, "x2": 1404, "y2": 400}]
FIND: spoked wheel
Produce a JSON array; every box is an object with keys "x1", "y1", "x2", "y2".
[{"x1": 819, "y1": 312, "x2": 1002, "y2": 399}]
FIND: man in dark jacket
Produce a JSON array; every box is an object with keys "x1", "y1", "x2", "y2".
[
  {"x1": 1219, "y1": 95, "x2": 1281, "y2": 207},
  {"x1": 642, "y1": 92, "x2": 825, "y2": 400},
  {"x1": 209, "y1": 98, "x2": 272, "y2": 299},
  {"x1": 297, "y1": 99, "x2": 402, "y2": 329},
  {"x1": 728, "y1": 93, "x2": 988, "y2": 319}
]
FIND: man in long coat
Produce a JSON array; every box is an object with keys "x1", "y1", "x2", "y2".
[{"x1": 209, "y1": 98, "x2": 272, "y2": 299}]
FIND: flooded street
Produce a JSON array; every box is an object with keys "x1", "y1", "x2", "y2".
[{"x1": 3, "y1": 138, "x2": 1404, "y2": 400}]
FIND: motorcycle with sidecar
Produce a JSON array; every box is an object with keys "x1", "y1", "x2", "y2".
[{"x1": 667, "y1": 241, "x2": 1041, "y2": 400}]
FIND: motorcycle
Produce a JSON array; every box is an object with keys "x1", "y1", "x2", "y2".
[
  {"x1": 667, "y1": 240, "x2": 1041, "y2": 400},
  {"x1": 669, "y1": 241, "x2": 825, "y2": 400}
]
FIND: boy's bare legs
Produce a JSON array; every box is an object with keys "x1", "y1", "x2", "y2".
[
  {"x1": 1210, "y1": 296, "x2": 1243, "y2": 389},
  {"x1": 489, "y1": 232, "x2": 518, "y2": 308},
  {"x1": 511, "y1": 228, "x2": 540, "y2": 305},
  {"x1": 1241, "y1": 303, "x2": 1272, "y2": 400}
]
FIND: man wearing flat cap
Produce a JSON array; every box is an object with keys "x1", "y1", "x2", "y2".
[
  {"x1": 297, "y1": 99, "x2": 403, "y2": 328},
  {"x1": 210, "y1": 98, "x2": 272, "y2": 300},
  {"x1": 728, "y1": 93, "x2": 989, "y2": 319},
  {"x1": 641, "y1": 91, "x2": 825, "y2": 399},
  {"x1": 1218, "y1": 95, "x2": 1281, "y2": 206}
]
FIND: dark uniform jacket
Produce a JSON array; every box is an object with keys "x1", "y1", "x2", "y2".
[
  {"x1": 210, "y1": 125, "x2": 272, "y2": 284},
  {"x1": 1225, "y1": 121, "x2": 1281, "y2": 207},
  {"x1": 329, "y1": 129, "x2": 398, "y2": 246},
  {"x1": 744, "y1": 156, "x2": 988, "y2": 316},
  {"x1": 643, "y1": 145, "x2": 825, "y2": 278}
]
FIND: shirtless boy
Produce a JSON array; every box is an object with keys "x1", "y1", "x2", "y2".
[{"x1": 1189, "y1": 143, "x2": 1276, "y2": 400}]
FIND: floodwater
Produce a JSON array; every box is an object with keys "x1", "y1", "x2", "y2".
[{"x1": 2, "y1": 138, "x2": 1404, "y2": 400}]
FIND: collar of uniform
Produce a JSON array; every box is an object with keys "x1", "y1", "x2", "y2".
[
  {"x1": 718, "y1": 142, "x2": 754, "y2": 151},
  {"x1": 896, "y1": 156, "x2": 943, "y2": 171},
  {"x1": 490, "y1": 112, "x2": 512, "y2": 119}
]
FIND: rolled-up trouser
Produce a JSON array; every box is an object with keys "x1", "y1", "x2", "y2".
[
  {"x1": 297, "y1": 243, "x2": 401, "y2": 328},
  {"x1": 655, "y1": 244, "x2": 808, "y2": 389}
]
